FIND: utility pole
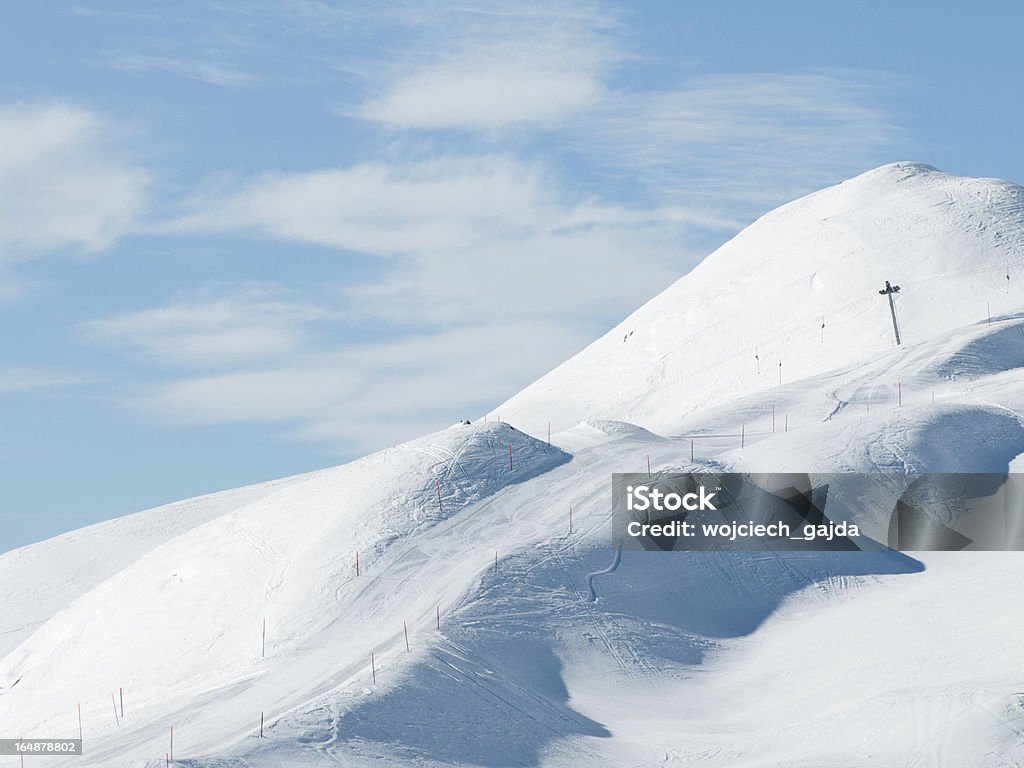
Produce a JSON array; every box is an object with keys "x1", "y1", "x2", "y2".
[{"x1": 878, "y1": 280, "x2": 902, "y2": 346}]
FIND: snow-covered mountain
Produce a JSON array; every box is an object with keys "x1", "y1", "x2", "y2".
[
  {"x1": 3, "y1": 162, "x2": 1024, "y2": 767},
  {"x1": 496, "y1": 162, "x2": 1024, "y2": 438}
]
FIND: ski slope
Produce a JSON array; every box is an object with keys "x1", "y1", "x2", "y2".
[
  {"x1": 495, "y1": 162, "x2": 1024, "y2": 439},
  {"x1": 3, "y1": 162, "x2": 1024, "y2": 767}
]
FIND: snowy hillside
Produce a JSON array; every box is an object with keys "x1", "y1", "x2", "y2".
[
  {"x1": 4, "y1": 162, "x2": 1024, "y2": 767},
  {"x1": 495, "y1": 162, "x2": 1024, "y2": 438}
]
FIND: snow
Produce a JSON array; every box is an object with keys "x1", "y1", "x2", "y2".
[
  {"x1": 3, "y1": 162, "x2": 1024, "y2": 766},
  {"x1": 494, "y1": 162, "x2": 1024, "y2": 439}
]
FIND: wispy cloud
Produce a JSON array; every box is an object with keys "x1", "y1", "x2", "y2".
[
  {"x1": 0, "y1": 367, "x2": 88, "y2": 394},
  {"x1": 80, "y1": 279, "x2": 594, "y2": 451},
  {"x1": 139, "y1": 317, "x2": 590, "y2": 452},
  {"x1": 0, "y1": 103, "x2": 148, "y2": 264},
  {"x1": 353, "y1": 2, "x2": 619, "y2": 129},
  {"x1": 577, "y1": 72, "x2": 906, "y2": 209},
  {"x1": 70, "y1": 1, "x2": 908, "y2": 455},
  {"x1": 164, "y1": 155, "x2": 696, "y2": 327},
  {"x1": 103, "y1": 51, "x2": 258, "y2": 87},
  {"x1": 79, "y1": 283, "x2": 333, "y2": 366}
]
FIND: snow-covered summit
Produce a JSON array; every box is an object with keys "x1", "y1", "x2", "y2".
[{"x1": 495, "y1": 162, "x2": 1024, "y2": 436}]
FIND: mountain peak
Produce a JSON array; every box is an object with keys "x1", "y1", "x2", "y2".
[{"x1": 496, "y1": 165, "x2": 1024, "y2": 435}]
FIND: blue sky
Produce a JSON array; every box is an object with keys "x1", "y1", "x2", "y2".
[{"x1": 1, "y1": 1, "x2": 1022, "y2": 552}]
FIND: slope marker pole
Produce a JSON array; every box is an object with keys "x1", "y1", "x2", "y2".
[
  {"x1": 260, "y1": 711, "x2": 264, "y2": 738},
  {"x1": 436, "y1": 605, "x2": 440, "y2": 630},
  {"x1": 898, "y1": 381, "x2": 902, "y2": 407},
  {"x1": 690, "y1": 438, "x2": 694, "y2": 462},
  {"x1": 355, "y1": 550, "x2": 360, "y2": 577},
  {"x1": 740, "y1": 424, "x2": 745, "y2": 449},
  {"x1": 262, "y1": 617, "x2": 267, "y2": 657},
  {"x1": 371, "y1": 652, "x2": 376, "y2": 685},
  {"x1": 878, "y1": 280, "x2": 902, "y2": 345},
  {"x1": 772, "y1": 403, "x2": 775, "y2": 433},
  {"x1": 494, "y1": 551, "x2": 498, "y2": 572},
  {"x1": 78, "y1": 703, "x2": 82, "y2": 740},
  {"x1": 569, "y1": 506, "x2": 573, "y2": 534},
  {"x1": 547, "y1": 422, "x2": 551, "y2": 445},
  {"x1": 436, "y1": 479, "x2": 442, "y2": 512},
  {"x1": 120, "y1": 687, "x2": 124, "y2": 720},
  {"x1": 404, "y1": 620, "x2": 410, "y2": 653},
  {"x1": 646, "y1": 454, "x2": 651, "y2": 478},
  {"x1": 111, "y1": 693, "x2": 119, "y2": 727},
  {"x1": 509, "y1": 444, "x2": 513, "y2": 471},
  {"x1": 785, "y1": 414, "x2": 788, "y2": 433},
  {"x1": 170, "y1": 725, "x2": 173, "y2": 763}
]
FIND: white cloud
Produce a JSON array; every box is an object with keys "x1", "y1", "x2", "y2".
[
  {"x1": 168, "y1": 156, "x2": 553, "y2": 254},
  {"x1": 140, "y1": 318, "x2": 590, "y2": 452},
  {"x1": 165, "y1": 155, "x2": 696, "y2": 327},
  {"x1": 80, "y1": 284, "x2": 333, "y2": 367},
  {"x1": 354, "y1": 3, "x2": 618, "y2": 129},
  {"x1": 70, "y1": 4, "x2": 907, "y2": 457},
  {"x1": 579, "y1": 72, "x2": 905, "y2": 209},
  {"x1": 104, "y1": 51, "x2": 258, "y2": 87},
  {"x1": 0, "y1": 103, "x2": 148, "y2": 261},
  {"x1": 0, "y1": 367, "x2": 87, "y2": 393},
  {"x1": 359, "y1": 62, "x2": 601, "y2": 130}
]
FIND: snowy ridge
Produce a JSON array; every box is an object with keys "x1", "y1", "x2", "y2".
[
  {"x1": 0, "y1": 423, "x2": 567, "y2": 761},
  {"x1": 495, "y1": 162, "x2": 1024, "y2": 438}
]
